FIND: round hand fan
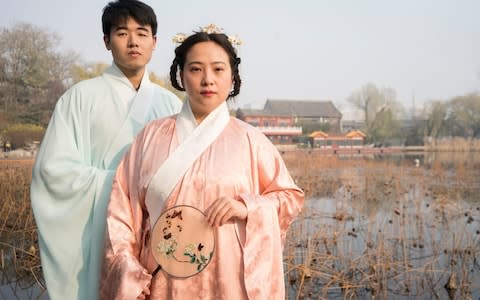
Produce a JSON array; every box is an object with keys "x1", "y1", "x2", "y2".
[{"x1": 150, "y1": 205, "x2": 215, "y2": 278}]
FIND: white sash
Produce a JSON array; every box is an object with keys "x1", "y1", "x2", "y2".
[{"x1": 145, "y1": 100, "x2": 230, "y2": 228}]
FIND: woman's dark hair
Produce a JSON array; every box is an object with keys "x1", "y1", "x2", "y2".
[
  {"x1": 170, "y1": 32, "x2": 242, "y2": 99},
  {"x1": 102, "y1": 0, "x2": 157, "y2": 36}
]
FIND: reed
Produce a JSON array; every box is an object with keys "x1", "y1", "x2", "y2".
[
  {"x1": 425, "y1": 137, "x2": 480, "y2": 152},
  {"x1": 282, "y1": 151, "x2": 480, "y2": 299},
  {"x1": 0, "y1": 160, "x2": 45, "y2": 297},
  {"x1": 1, "y1": 151, "x2": 480, "y2": 299}
]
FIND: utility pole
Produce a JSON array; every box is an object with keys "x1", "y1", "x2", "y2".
[{"x1": 411, "y1": 89, "x2": 416, "y2": 121}]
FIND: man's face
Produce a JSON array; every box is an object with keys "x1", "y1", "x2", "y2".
[{"x1": 104, "y1": 17, "x2": 157, "y2": 77}]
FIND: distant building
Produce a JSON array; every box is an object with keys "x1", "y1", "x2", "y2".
[
  {"x1": 237, "y1": 99, "x2": 342, "y2": 145},
  {"x1": 263, "y1": 99, "x2": 342, "y2": 132},
  {"x1": 237, "y1": 108, "x2": 302, "y2": 144},
  {"x1": 310, "y1": 130, "x2": 366, "y2": 148}
]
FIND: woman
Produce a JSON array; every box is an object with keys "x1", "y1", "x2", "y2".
[{"x1": 100, "y1": 25, "x2": 304, "y2": 299}]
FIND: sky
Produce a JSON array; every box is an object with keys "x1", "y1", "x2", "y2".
[{"x1": 2, "y1": 0, "x2": 480, "y2": 118}]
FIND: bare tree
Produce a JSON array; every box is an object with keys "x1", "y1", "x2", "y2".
[
  {"x1": 424, "y1": 100, "x2": 448, "y2": 138},
  {"x1": 0, "y1": 23, "x2": 78, "y2": 124},
  {"x1": 149, "y1": 72, "x2": 185, "y2": 101},
  {"x1": 70, "y1": 62, "x2": 109, "y2": 84},
  {"x1": 448, "y1": 93, "x2": 480, "y2": 137},
  {"x1": 347, "y1": 83, "x2": 404, "y2": 143}
]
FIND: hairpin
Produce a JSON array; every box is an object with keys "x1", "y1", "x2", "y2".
[{"x1": 172, "y1": 24, "x2": 242, "y2": 46}]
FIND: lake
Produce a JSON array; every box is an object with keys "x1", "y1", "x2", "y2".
[
  {"x1": 1, "y1": 151, "x2": 479, "y2": 299},
  {"x1": 283, "y1": 150, "x2": 480, "y2": 299}
]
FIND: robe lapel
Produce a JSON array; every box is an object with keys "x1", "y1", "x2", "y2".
[
  {"x1": 145, "y1": 100, "x2": 230, "y2": 228},
  {"x1": 101, "y1": 67, "x2": 154, "y2": 169}
]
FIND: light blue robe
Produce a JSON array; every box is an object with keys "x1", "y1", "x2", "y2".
[{"x1": 30, "y1": 63, "x2": 181, "y2": 300}]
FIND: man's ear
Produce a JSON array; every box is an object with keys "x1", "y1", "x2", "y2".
[
  {"x1": 104, "y1": 35, "x2": 111, "y2": 50},
  {"x1": 152, "y1": 35, "x2": 157, "y2": 50}
]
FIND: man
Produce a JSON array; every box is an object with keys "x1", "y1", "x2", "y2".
[{"x1": 30, "y1": 1, "x2": 181, "y2": 299}]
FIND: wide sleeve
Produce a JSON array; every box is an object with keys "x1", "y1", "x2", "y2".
[
  {"x1": 237, "y1": 130, "x2": 304, "y2": 299},
  {"x1": 239, "y1": 131, "x2": 304, "y2": 244},
  {"x1": 100, "y1": 130, "x2": 152, "y2": 300},
  {"x1": 30, "y1": 93, "x2": 115, "y2": 299}
]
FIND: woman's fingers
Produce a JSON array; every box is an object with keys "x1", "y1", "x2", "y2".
[
  {"x1": 207, "y1": 198, "x2": 229, "y2": 226},
  {"x1": 205, "y1": 197, "x2": 247, "y2": 227}
]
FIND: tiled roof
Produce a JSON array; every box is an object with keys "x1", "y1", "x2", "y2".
[
  {"x1": 264, "y1": 99, "x2": 342, "y2": 118},
  {"x1": 237, "y1": 109, "x2": 267, "y2": 116},
  {"x1": 346, "y1": 130, "x2": 367, "y2": 138},
  {"x1": 309, "y1": 130, "x2": 328, "y2": 138}
]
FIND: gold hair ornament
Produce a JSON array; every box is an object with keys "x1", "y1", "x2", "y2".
[{"x1": 172, "y1": 24, "x2": 242, "y2": 46}]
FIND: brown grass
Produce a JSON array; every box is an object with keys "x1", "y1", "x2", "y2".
[
  {"x1": 425, "y1": 137, "x2": 480, "y2": 152},
  {"x1": 282, "y1": 150, "x2": 480, "y2": 299},
  {"x1": 0, "y1": 159, "x2": 45, "y2": 296},
  {"x1": 2, "y1": 152, "x2": 480, "y2": 299}
]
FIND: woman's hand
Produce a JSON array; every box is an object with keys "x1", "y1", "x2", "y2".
[
  {"x1": 205, "y1": 197, "x2": 247, "y2": 227},
  {"x1": 137, "y1": 282, "x2": 150, "y2": 299}
]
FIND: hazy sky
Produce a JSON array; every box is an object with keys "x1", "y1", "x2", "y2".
[{"x1": 2, "y1": 0, "x2": 479, "y2": 117}]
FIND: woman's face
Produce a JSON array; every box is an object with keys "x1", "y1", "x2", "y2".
[{"x1": 181, "y1": 41, "x2": 233, "y2": 123}]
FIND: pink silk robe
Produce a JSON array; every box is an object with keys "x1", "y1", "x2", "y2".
[{"x1": 100, "y1": 116, "x2": 304, "y2": 299}]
